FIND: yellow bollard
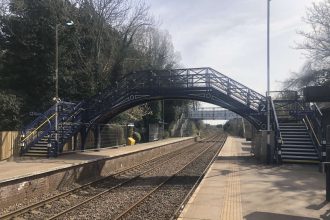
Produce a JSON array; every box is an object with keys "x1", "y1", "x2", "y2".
[{"x1": 127, "y1": 137, "x2": 136, "y2": 145}]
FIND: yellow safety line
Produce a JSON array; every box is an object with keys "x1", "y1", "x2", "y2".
[
  {"x1": 22, "y1": 113, "x2": 56, "y2": 142},
  {"x1": 220, "y1": 144, "x2": 243, "y2": 220}
]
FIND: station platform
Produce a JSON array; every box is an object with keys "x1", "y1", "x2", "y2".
[
  {"x1": 178, "y1": 136, "x2": 330, "y2": 220},
  {"x1": 0, "y1": 137, "x2": 193, "y2": 184}
]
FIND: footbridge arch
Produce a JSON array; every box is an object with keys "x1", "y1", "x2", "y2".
[
  {"x1": 20, "y1": 67, "x2": 268, "y2": 156},
  {"x1": 84, "y1": 68, "x2": 267, "y2": 129}
]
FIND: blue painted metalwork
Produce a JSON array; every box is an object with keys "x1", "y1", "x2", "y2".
[
  {"x1": 186, "y1": 107, "x2": 240, "y2": 120},
  {"x1": 271, "y1": 91, "x2": 323, "y2": 163},
  {"x1": 84, "y1": 68, "x2": 267, "y2": 127},
  {"x1": 20, "y1": 67, "x2": 269, "y2": 156}
]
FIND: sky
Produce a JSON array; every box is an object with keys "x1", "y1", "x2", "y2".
[
  {"x1": 143, "y1": 0, "x2": 321, "y2": 124},
  {"x1": 145, "y1": 0, "x2": 321, "y2": 95}
]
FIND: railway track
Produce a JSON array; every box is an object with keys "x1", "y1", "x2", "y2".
[
  {"x1": 114, "y1": 135, "x2": 227, "y2": 220},
  {"x1": 0, "y1": 134, "x2": 220, "y2": 220},
  {"x1": 59, "y1": 134, "x2": 226, "y2": 220}
]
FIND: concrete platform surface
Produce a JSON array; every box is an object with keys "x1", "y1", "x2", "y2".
[
  {"x1": 0, "y1": 137, "x2": 192, "y2": 184},
  {"x1": 178, "y1": 136, "x2": 330, "y2": 220}
]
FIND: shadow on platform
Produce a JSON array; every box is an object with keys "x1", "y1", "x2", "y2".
[{"x1": 245, "y1": 211, "x2": 319, "y2": 220}]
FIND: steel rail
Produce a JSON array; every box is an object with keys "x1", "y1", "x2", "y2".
[
  {"x1": 113, "y1": 135, "x2": 226, "y2": 220},
  {"x1": 0, "y1": 137, "x2": 211, "y2": 220},
  {"x1": 47, "y1": 135, "x2": 219, "y2": 220}
]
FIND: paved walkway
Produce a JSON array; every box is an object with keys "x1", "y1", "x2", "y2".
[
  {"x1": 178, "y1": 136, "x2": 330, "y2": 220},
  {"x1": 0, "y1": 137, "x2": 192, "y2": 184}
]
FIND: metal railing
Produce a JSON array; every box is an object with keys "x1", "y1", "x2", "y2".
[
  {"x1": 84, "y1": 68, "x2": 267, "y2": 128},
  {"x1": 270, "y1": 97, "x2": 282, "y2": 163},
  {"x1": 21, "y1": 67, "x2": 269, "y2": 156},
  {"x1": 303, "y1": 103, "x2": 323, "y2": 159},
  {"x1": 20, "y1": 101, "x2": 82, "y2": 156}
]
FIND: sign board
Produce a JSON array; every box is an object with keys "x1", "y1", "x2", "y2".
[{"x1": 304, "y1": 86, "x2": 330, "y2": 102}]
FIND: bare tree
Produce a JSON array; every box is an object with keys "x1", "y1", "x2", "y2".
[
  {"x1": 134, "y1": 26, "x2": 180, "y2": 69},
  {"x1": 0, "y1": 0, "x2": 9, "y2": 17},
  {"x1": 109, "y1": 0, "x2": 153, "y2": 81},
  {"x1": 284, "y1": 0, "x2": 330, "y2": 89},
  {"x1": 297, "y1": 0, "x2": 330, "y2": 69},
  {"x1": 283, "y1": 61, "x2": 330, "y2": 89}
]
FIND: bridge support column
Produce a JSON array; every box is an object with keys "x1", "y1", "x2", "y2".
[
  {"x1": 73, "y1": 133, "x2": 78, "y2": 151},
  {"x1": 277, "y1": 141, "x2": 282, "y2": 164},
  {"x1": 326, "y1": 125, "x2": 330, "y2": 201},
  {"x1": 80, "y1": 127, "x2": 87, "y2": 152},
  {"x1": 266, "y1": 131, "x2": 273, "y2": 164},
  {"x1": 326, "y1": 148, "x2": 330, "y2": 201},
  {"x1": 94, "y1": 124, "x2": 101, "y2": 151}
]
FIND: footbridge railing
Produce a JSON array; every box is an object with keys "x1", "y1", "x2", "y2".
[
  {"x1": 21, "y1": 67, "x2": 269, "y2": 157},
  {"x1": 84, "y1": 68, "x2": 267, "y2": 128}
]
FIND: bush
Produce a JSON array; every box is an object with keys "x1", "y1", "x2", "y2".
[
  {"x1": 133, "y1": 131, "x2": 141, "y2": 143},
  {"x1": 163, "y1": 130, "x2": 170, "y2": 139},
  {"x1": 0, "y1": 91, "x2": 22, "y2": 130}
]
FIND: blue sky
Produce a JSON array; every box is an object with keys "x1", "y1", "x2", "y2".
[{"x1": 145, "y1": 0, "x2": 321, "y2": 94}]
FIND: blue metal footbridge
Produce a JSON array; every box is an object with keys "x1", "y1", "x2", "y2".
[{"x1": 20, "y1": 68, "x2": 324, "y2": 163}]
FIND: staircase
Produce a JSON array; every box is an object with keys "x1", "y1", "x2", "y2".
[
  {"x1": 270, "y1": 91, "x2": 322, "y2": 164},
  {"x1": 23, "y1": 136, "x2": 50, "y2": 157},
  {"x1": 279, "y1": 121, "x2": 319, "y2": 163},
  {"x1": 20, "y1": 101, "x2": 84, "y2": 157}
]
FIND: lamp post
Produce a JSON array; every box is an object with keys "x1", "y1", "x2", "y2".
[
  {"x1": 266, "y1": 0, "x2": 271, "y2": 164},
  {"x1": 54, "y1": 21, "x2": 74, "y2": 155}
]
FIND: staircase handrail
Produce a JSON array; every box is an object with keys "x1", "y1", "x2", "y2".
[
  {"x1": 20, "y1": 101, "x2": 82, "y2": 156},
  {"x1": 20, "y1": 113, "x2": 56, "y2": 155},
  {"x1": 61, "y1": 101, "x2": 85, "y2": 123},
  {"x1": 313, "y1": 102, "x2": 323, "y2": 117},
  {"x1": 270, "y1": 97, "x2": 282, "y2": 143},
  {"x1": 311, "y1": 103, "x2": 323, "y2": 128},
  {"x1": 303, "y1": 115, "x2": 321, "y2": 147},
  {"x1": 21, "y1": 113, "x2": 56, "y2": 142},
  {"x1": 21, "y1": 104, "x2": 56, "y2": 135}
]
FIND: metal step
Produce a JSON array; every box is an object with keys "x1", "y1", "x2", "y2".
[
  {"x1": 34, "y1": 143, "x2": 49, "y2": 147},
  {"x1": 282, "y1": 141, "x2": 313, "y2": 145},
  {"x1": 282, "y1": 133, "x2": 310, "y2": 136},
  {"x1": 280, "y1": 129, "x2": 307, "y2": 132},
  {"x1": 24, "y1": 153, "x2": 48, "y2": 157},
  {"x1": 281, "y1": 155, "x2": 319, "y2": 160},
  {"x1": 282, "y1": 148, "x2": 316, "y2": 152},
  {"x1": 30, "y1": 146, "x2": 48, "y2": 150},
  {"x1": 282, "y1": 151, "x2": 317, "y2": 156},
  {"x1": 282, "y1": 138, "x2": 311, "y2": 142},
  {"x1": 280, "y1": 129, "x2": 308, "y2": 134},
  {"x1": 281, "y1": 135, "x2": 310, "y2": 139},
  {"x1": 279, "y1": 125, "x2": 306, "y2": 128},
  {"x1": 280, "y1": 126, "x2": 306, "y2": 129},
  {"x1": 282, "y1": 159, "x2": 319, "y2": 164},
  {"x1": 282, "y1": 144, "x2": 315, "y2": 148},
  {"x1": 28, "y1": 149, "x2": 48, "y2": 154},
  {"x1": 279, "y1": 123, "x2": 304, "y2": 126},
  {"x1": 280, "y1": 131, "x2": 309, "y2": 136}
]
